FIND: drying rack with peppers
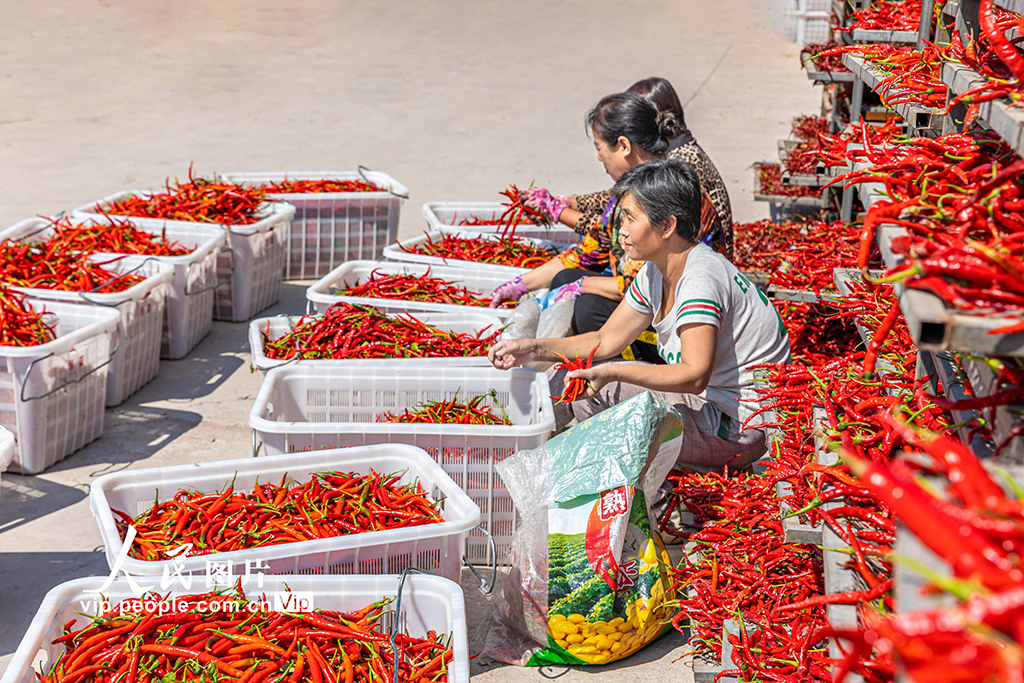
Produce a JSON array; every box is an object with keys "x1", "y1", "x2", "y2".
[
  {"x1": 733, "y1": 219, "x2": 879, "y2": 294},
  {"x1": 753, "y1": 163, "x2": 829, "y2": 201},
  {"x1": 261, "y1": 302, "x2": 501, "y2": 362},
  {"x1": 38, "y1": 587, "x2": 454, "y2": 683},
  {"x1": 396, "y1": 232, "x2": 558, "y2": 269},
  {"x1": 115, "y1": 469, "x2": 445, "y2": 561}
]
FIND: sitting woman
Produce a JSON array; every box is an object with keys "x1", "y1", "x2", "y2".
[
  {"x1": 512, "y1": 77, "x2": 732, "y2": 256},
  {"x1": 628, "y1": 77, "x2": 734, "y2": 258},
  {"x1": 488, "y1": 158, "x2": 790, "y2": 470},
  {"x1": 491, "y1": 92, "x2": 686, "y2": 362}
]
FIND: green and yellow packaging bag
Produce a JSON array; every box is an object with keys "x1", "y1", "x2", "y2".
[{"x1": 482, "y1": 392, "x2": 682, "y2": 666}]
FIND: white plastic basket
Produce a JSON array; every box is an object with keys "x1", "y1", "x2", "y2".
[
  {"x1": 0, "y1": 300, "x2": 118, "y2": 474},
  {"x1": 423, "y1": 201, "x2": 582, "y2": 243},
  {"x1": 306, "y1": 260, "x2": 549, "y2": 319},
  {"x1": 0, "y1": 425, "x2": 13, "y2": 504},
  {"x1": 13, "y1": 255, "x2": 172, "y2": 407},
  {"x1": 250, "y1": 365, "x2": 555, "y2": 562},
  {"x1": 382, "y1": 229, "x2": 569, "y2": 276},
  {"x1": 0, "y1": 217, "x2": 226, "y2": 360},
  {"x1": 72, "y1": 190, "x2": 296, "y2": 322},
  {"x1": 90, "y1": 444, "x2": 480, "y2": 582},
  {"x1": 0, "y1": 574, "x2": 469, "y2": 683},
  {"x1": 221, "y1": 170, "x2": 409, "y2": 280},
  {"x1": 248, "y1": 309, "x2": 503, "y2": 379}
]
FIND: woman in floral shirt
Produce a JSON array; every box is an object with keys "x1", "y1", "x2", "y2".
[{"x1": 490, "y1": 92, "x2": 684, "y2": 362}]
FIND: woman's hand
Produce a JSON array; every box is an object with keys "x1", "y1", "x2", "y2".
[
  {"x1": 566, "y1": 362, "x2": 616, "y2": 399},
  {"x1": 489, "y1": 275, "x2": 529, "y2": 308},
  {"x1": 488, "y1": 338, "x2": 538, "y2": 370},
  {"x1": 519, "y1": 187, "x2": 569, "y2": 222}
]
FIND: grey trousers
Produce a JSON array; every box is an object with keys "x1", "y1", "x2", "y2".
[{"x1": 547, "y1": 362, "x2": 768, "y2": 471}]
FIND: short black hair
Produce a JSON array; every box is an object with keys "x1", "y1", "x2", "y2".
[
  {"x1": 585, "y1": 92, "x2": 680, "y2": 157},
  {"x1": 611, "y1": 158, "x2": 702, "y2": 241}
]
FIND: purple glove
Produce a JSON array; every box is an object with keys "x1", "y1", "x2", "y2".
[
  {"x1": 519, "y1": 187, "x2": 569, "y2": 222},
  {"x1": 490, "y1": 275, "x2": 530, "y2": 308},
  {"x1": 553, "y1": 279, "x2": 586, "y2": 303}
]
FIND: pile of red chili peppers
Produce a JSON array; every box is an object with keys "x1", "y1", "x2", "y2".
[
  {"x1": 0, "y1": 285, "x2": 55, "y2": 347},
  {"x1": 261, "y1": 178, "x2": 382, "y2": 193},
  {"x1": 377, "y1": 391, "x2": 511, "y2": 425},
  {"x1": 0, "y1": 242, "x2": 143, "y2": 294},
  {"x1": 41, "y1": 216, "x2": 191, "y2": 257},
  {"x1": 333, "y1": 269, "x2": 500, "y2": 308},
  {"x1": 42, "y1": 587, "x2": 453, "y2": 683},
  {"x1": 115, "y1": 470, "x2": 444, "y2": 561},
  {"x1": 733, "y1": 219, "x2": 879, "y2": 292},
  {"x1": 102, "y1": 168, "x2": 267, "y2": 226},
  {"x1": 262, "y1": 303, "x2": 501, "y2": 362},
  {"x1": 400, "y1": 233, "x2": 555, "y2": 269}
]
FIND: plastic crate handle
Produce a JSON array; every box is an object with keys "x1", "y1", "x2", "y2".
[
  {"x1": 185, "y1": 248, "x2": 234, "y2": 296},
  {"x1": 389, "y1": 553, "x2": 492, "y2": 683},
  {"x1": 359, "y1": 165, "x2": 409, "y2": 200},
  {"x1": 463, "y1": 525, "x2": 497, "y2": 595},
  {"x1": 20, "y1": 324, "x2": 121, "y2": 402},
  {"x1": 78, "y1": 256, "x2": 157, "y2": 307}
]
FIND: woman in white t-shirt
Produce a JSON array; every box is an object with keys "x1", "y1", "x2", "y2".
[{"x1": 488, "y1": 158, "x2": 790, "y2": 470}]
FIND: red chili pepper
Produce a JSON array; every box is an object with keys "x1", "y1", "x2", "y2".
[{"x1": 115, "y1": 469, "x2": 445, "y2": 561}]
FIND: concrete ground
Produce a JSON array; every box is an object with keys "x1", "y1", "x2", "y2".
[{"x1": 0, "y1": 0, "x2": 819, "y2": 679}]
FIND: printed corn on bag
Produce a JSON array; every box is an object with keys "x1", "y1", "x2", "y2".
[{"x1": 482, "y1": 392, "x2": 682, "y2": 666}]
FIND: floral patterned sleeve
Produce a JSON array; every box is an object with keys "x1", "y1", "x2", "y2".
[{"x1": 557, "y1": 222, "x2": 610, "y2": 270}]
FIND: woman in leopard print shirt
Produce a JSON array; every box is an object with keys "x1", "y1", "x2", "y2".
[{"x1": 490, "y1": 92, "x2": 685, "y2": 362}]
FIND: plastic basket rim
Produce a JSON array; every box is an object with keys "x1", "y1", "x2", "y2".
[
  {"x1": 248, "y1": 310, "x2": 504, "y2": 372},
  {"x1": 422, "y1": 200, "x2": 550, "y2": 227},
  {"x1": 10, "y1": 253, "x2": 175, "y2": 305},
  {"x1": 305, "y1": 260, "x2": 520, "y2": 317},
  {"x1": 0, "y1": 216, "x2": 227, "y2": 267},
  {"x1": 89, "y1": 444, "x2": 481, "y2": 574},
  {"x1": 219, "y1": 170, "x2": 409, "y2": 199},
  {"x1": 0, "y1": 574, "x2": 468, "y2": 683},
  {"x1": 72, "y1": 190, "x2": 296, "y2": 236},
  {"x1": 0, "y1": 299, "x2": 120, "y2": 358},
  {"x1": 249, "y1": 364, "x2": 555, "y2": 437}
]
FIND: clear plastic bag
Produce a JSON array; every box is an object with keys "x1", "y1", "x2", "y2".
[
  {"x1": 482, "y1": 392, "x2": 682, "y2": 666},
  {"x1": 536, "y1": 298, "x2": 575, "y2": 341},
  {"x1": 500, "y1": 299, "x2": 541, "y2": 340}
]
